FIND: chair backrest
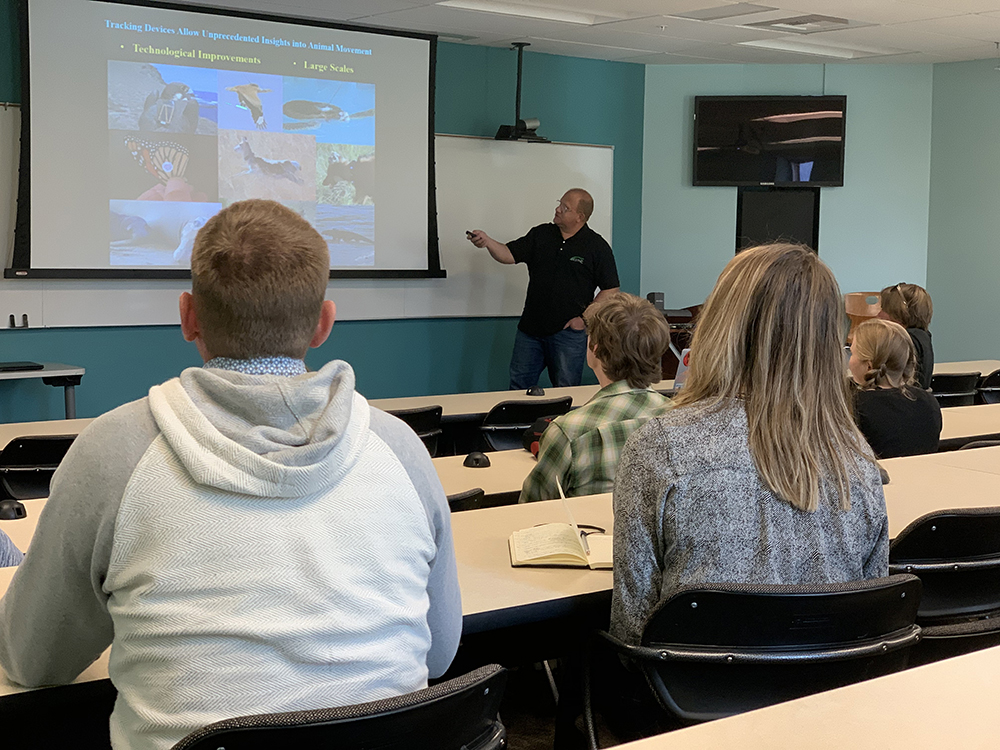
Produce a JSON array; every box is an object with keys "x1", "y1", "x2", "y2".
[
  {"x1": 171, "y1": 664, "x2": 507, "y2": 750},
  {"x1": 978, "y1": 369, "x2": 1000, "y2": 404},
  {"x1": 889, "y1": 508, "x2": 1000, "y2": 623},
  {"x1": 930, "y1": 372, "x2": 981, "y2": 407},
  {"x1": 0, "y1": 435, "x2": 76, "y2": 499},
  {"x1": 447, "y1": 487, "x2": 486, "y2": 512},
  {"x1": 480, "y1": 397, "x2": 572, "y2": 451},
  {"x1": 630, "y1": 576, "x2": 921, "y2": 722},
  {"x1": 387, "y1": 405, "x2": 444, "y2": 457}
]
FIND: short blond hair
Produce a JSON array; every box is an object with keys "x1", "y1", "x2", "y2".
[
  {"x1": 674, "y1": 243, "x2": 871, "y2": 512},
  {"x1": 191, "y1": 200, "x2": 330, "y2": 359},
  {"x1": 879, "y1": 283, "x2": 933, "y2": 330},
  {"x1": 583, "y1": 292, "x2": 671, "y2": 389},
  {"x1": 852, "y1": 318, "x2": 917, "y2": 392}
]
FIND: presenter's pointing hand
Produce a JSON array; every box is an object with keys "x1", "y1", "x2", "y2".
[{"x1": 468, "y1": 230, "x2": 490, "y2": 249}]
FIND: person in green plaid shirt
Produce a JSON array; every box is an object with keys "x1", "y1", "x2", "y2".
[{"x1": 519, "y1": 292, "x2": 674, "y2": 503}]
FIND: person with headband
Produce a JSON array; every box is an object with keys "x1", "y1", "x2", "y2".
[
  {"x1": 878, "y1": 283, "x2": 934, "y2": 389},
  {"x1": 611, "y1": 243, "x2": 887, "y2": 646},
  {"x1": 849, "y1": 318, "x2": 941, "y2": 458}
]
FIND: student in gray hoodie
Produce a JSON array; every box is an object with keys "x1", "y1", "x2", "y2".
[{"x1": 0, "y1": 200, "x2": 462, "y2": 750}]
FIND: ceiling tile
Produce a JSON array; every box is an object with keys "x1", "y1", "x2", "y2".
[
  {"x1": 547, "y1": 25, "x2": 706, "y2": 53},
  {"x1": 515, "y1": 36, "x2": 664, "y2": 60},
  {"x1": 899, "y1": 0, "x2": 1000, "y2": 12},
  {"x1": 806, "y1": 24, "x2": 982, "y2": 50},
  {"x1": 890, "y1": 13, "x2": 1000, "y2": 43},
  {"x1": 603, "y1": 15, "x2": 789, "y2": 43},
  {"x1": 774, "y1": 0, "x2": 963, "y2": 24}
]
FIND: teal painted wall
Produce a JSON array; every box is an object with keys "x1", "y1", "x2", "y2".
[
  {"x1": 0, "y1": 18, "x2": 645, "y2": 421},
  {"x1": 927, "y1": 59, "x2": 1000, "y2": 362},
  {"x1": 640, "y1": 64, "x2": 933, "y2": 308}
]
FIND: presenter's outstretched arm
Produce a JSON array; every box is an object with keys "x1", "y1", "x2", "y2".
[{"x1": 468, "y1": 230, "x2": 515, "y2": 264}]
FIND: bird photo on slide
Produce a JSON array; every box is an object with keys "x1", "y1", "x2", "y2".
[{"x1": 226, "y1": 83, "x2": 270, "y2": 129}]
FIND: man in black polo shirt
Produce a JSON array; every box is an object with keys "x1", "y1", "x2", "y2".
[{"x1": 469, "y1": 188, "x2": 619, "y2": 389}]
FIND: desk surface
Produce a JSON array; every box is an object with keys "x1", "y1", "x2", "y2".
[
  {"x1": 0, "y1": 418, "x2": 93, "y2": 449},
  {"x1": 434, "y1": 449, "x2": 537, "y2": 497},
  {"x1": 616, "y1": 643, "x2": 1000, "y2": 750},
  {"x1": 0, "y1": 493, "x2": 614, "y2": 694},
  {"x1": 932, "y1": 359, "x2": 1000, "y2": 375},
  {"x1": 369, "y1": 381, "x2": 675, "y2": 419},
  {"x1": 0, "y1": 363, "x2": 85, "y2": 382},
  {"x1": 939, "y1": 402, "x2": 1000, "y2": 442}
]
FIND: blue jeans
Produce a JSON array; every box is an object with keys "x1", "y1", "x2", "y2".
[{"x1": 509, "y1": 327, "x2": 588, "y2": 390}]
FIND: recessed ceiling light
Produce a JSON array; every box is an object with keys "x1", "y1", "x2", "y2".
[
  {"x1": 739, "y1": 38, "x2": 902, "y2": 59},
  {"x1": 744, "y1": 14, "x2": 850, "y2": 34},
  {"x1": 436, "y1": 0, "x2": 616, "y2": 26}
]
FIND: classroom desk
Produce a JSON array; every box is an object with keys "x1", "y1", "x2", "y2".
[
  {"x1": 434, "y1": 449, "x2": 537, "y2": 497},
  {"x1": 939, "y1": 402, "x2": 1000, "y2": 448},
  {"x1": 932, "y1": 359, "x2": 1000, "y2": 375},
  {"x1": 0, "y1": 418, "x2": 93, "y2": 450},
  {"x1": 615, "y1": 643, "x2": 1000, "y2": 750},
  {"x1": 0, "y1": 498, "x2": 44, "y2": 553},
  {"x1": 0, "y1": 363, "x2": 86, "y2": 419},
  {"x1": 369, "y1": 381, "x2": 675, "y2": 419},
  {"x1": 0, "y1": 493, "x2": 614, "y2": 695}
]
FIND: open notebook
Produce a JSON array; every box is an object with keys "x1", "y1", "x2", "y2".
[
  {"x1": 507, "y1": 478, "x2": 612, "y2": 569},
  {"x1": 508, "y1": 523, "x2": 612, "y2": 569}
]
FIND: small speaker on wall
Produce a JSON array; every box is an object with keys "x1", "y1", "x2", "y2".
[{"x1": 736, "y1": 187, "x2": 820, "y2": 254}]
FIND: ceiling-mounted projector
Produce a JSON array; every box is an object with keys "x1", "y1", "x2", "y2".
[{"x1": 495, "y1": 43, "x2": 550, "y2": 143}]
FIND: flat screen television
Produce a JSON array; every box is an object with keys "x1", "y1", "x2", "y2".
[{"x1": 693, "y1": 96, "x2": 846, "y2": 187}]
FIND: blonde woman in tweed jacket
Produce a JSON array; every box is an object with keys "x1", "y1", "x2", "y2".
[{"x1": 611, "y1": 244, "x2": 888, "y2": 645}]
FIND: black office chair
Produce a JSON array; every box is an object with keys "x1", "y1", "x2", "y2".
[
  {"x1": 930, "y1": 372, "x2": 981, "y2": 408},
  {"x1": 957, "y1": 440, "x2": 1000, "y2": 450},
  {"x1": 583, "y1": 576, "x2": 921, "y2": 748},
  {"x1": 447, "y1": 487, "x2": 486, "y2": 512},
  {"x1": 480, "y1": 397, "x2": 572, "y2": 452},
  {"x1": 0, "y1": 435, "x2": 76, "y2": 499},
  {"x1": 172, "y1": 664, "x2": 507, "y2": 750},
  {"x1": 977, "y1": 369, "x2": 1000, "y2": 404},
  {"x1": 387, "y1": 405, "x2": 444, "y2": 457},
  {"x1": 890, "y1": 508, "x2": 1000, "y2": 664}
]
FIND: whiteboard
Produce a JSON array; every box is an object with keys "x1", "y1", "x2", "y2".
[{"x1": 0, "y1": 114, "x2": 614, "y2": 327}]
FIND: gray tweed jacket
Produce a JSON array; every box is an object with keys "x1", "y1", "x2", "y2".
[{"x1": 610, "y1": 399, "x2": 889, "y2": 645}]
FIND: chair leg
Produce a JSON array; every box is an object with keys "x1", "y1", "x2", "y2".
[
  {"x1": 543, "y1": 660, "x2": 560, "y2": 705},
  {"x1": 583, "y1": 639, "x2": 599, "y2": 750}
]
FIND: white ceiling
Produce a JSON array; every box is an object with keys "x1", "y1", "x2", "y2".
[{"x1": 193, "y1": 0, "x2": 1000, "y2": 64}]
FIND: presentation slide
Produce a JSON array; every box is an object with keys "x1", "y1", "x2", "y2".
[{"x1": 22, "y1": 0, "x2": 436, "y2": 275}]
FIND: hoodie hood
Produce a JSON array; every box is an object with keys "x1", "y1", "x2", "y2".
[{"x1": 147, "y1": 360, "x2": 369, "y2": 498}]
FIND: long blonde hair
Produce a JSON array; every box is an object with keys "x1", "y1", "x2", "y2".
[
  {"x1": 852, "y1": 318, "x2": 918, "y2": 393},
  {"x1": 674, "y1": 244, "x2": 870, "y2": 512}
]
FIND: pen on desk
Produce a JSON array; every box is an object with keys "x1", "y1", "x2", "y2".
[{"x1": 556, "y1": 477, "x2": 589, "y2": 556}]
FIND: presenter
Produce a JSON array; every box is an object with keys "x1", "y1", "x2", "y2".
[{"x1": 468, "y1": 188, "x2": 619, "y2": 389}]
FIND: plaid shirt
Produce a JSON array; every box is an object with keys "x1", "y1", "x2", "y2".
[{"x1": 519, "y1": 380, "x2": 674, "y2": 503}]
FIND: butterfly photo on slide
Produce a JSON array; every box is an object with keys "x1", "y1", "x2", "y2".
[{"x1": 124, "y1": 136, "x2": 190, "y2": 184}]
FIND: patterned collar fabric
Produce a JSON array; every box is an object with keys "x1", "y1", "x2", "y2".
[{"x1": 204, "y1": 357, "x2": 308, "y2": 377}]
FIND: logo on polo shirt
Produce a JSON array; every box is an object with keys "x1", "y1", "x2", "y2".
[{"x1": 569, "y1": 256, "x2": 585, "y2": 264}]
